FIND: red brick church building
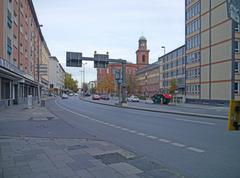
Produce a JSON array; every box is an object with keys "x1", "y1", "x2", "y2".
[{"x1": 97, "y1": 36, "x2": 150, "y2": 94}]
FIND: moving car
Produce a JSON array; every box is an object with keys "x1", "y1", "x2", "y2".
[
  {"x1": 92, "y1": 94, "x2": 100, "y2": 100},
  {"x1": 68, "y1": 93, "x2": 74, "y2": 96},
  {"x1": 127, "y1": 95, "x2": 139, "y2": 102}
]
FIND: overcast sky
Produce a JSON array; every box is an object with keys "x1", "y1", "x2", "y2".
[{"x1": 33, "y1": 0, "x2": 185, "y2": 86}]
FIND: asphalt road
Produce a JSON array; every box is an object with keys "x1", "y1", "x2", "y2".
[{"x1": 47, "y1": 96, "x2": 240, "y2": 178}]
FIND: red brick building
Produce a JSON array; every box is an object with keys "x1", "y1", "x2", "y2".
[{"x1": 97, "y1": 36, "x2": 150, "y2": 94}]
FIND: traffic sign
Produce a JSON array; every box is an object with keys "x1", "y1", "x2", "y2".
[
  {"x1": 66, "y1": 52, "x2": 82, "y2": 67},
  {"x1": 227, "y1": 0, "x2": 240, "y2": 24}
]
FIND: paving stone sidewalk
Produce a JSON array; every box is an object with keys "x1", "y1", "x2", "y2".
[{"x1": 0, "y1": 101, "x2": 184, "y2": 178}]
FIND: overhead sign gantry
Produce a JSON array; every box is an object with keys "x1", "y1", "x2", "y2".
[{"x1": 66, "y1": 51, "x2": 127, "y2": 105}]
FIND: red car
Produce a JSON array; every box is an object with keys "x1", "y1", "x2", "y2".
[{"x1": 92, "y1": 94, "x2": 100, "y2": 100}]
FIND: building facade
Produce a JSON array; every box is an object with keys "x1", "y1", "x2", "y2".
[
  {"x1": 185, "y1": 0, "x2": 240, "y2": 105},
  {"x1": 97, "y1": 36, "x2": 149, "y2": 95},
  {"x1": 49, "y1": 56, "x2": 65, "y2": 94},
  {"x1": 136, "y1": 61, "x2": 160, "y2": 97},
  {"x1": 0, "y1": 0, "x2": 47, "y2": 108},
  {"x1": 159, "y1": 45, "x2": 186, "y2": 102}
]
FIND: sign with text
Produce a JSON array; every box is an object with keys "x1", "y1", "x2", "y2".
[{"x1": 66, "y1": 52, "x2": 82, "y2": 67}]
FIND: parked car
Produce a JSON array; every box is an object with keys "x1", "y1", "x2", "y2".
[
  {"x1": 74, "y1": 93, "x2": 78, "y2": 96},
  {"x1": 127, "y1": 95, "x2": 139, "y2": 102},
  {"x1": 92, "y1": 94, "x2": 100, "y2": 100},
  {"x1": 100, "y1": 95, "x2": 110, "y2": 100},
  {"x1": 68, "y1": 93, "x2": 74, "y2": 96},
  {"x1": 85, "y1": 93, "x2": 91, "y2": 97},
  {"x1": 62, "y1": 93, "x2": 68, "y2": 99}
]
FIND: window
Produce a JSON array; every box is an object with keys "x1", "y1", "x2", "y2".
[
  {"x1": 142, "y1": 55, "x2": 146, "y2": 63},
  {"x1": 235, "y1": 61, "x2": 240, "y2": 73},
  {"x1": 235, "y1": 23, "x2": 240, "y2": 32},
  {"x1": 235, "y1": 82, "x2": 240, "y2": 94},
  {"x1": 235, "y1": 41, "x2": 240, "y2": 53},
  {"x1": 7, "y1": 9, "x2": 12, "y2": 28},
  {"x1": 7, "y1": 37, "x2": 12, "y2": 55}
]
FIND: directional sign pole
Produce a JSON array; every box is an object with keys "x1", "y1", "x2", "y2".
[{"x1": 121, "y1": 60, "x2": 127, "y2": 105}]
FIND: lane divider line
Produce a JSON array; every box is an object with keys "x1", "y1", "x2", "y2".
[{"x1": 55, "y1": 99, "x2": 205, "y2": 154}]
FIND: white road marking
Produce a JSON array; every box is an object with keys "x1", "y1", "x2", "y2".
[
  {"x1": 171, "y1": 142, "x2": 186, "y2": 147},
  {"x1": 55, "y1": 100, "x2": 205, "y2": 154},
  {"x1": 158, "y1": 139, "x2": 171, "y2": 143},
  {"x1": 128, "y1": 130, "x2": 136, "y2": 133},
  {"x1": 147, "y1": 135, "x2": 158, "y2": 139},
  {"x1": 137, "y1": 133, "x2": 147, "y2": 136},
  {"x1": 174, "y1": 118, "x2": 215, "y2": 125},
  {"x1": 187, "y1": 147, "x2": 205, "y2": 153}
]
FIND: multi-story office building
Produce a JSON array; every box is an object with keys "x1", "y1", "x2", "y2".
[
  {"x1": 136, "y1": 61, "x2": 160, "y2": 97},
  {"x1": 0, "y1": 0, "x2": 48, "y2": 108},
  {"x1": 185, "y1": 0, "x2": 240, "y2": 104},
  {"x1": 49, "y1": 56, "x2": 65, "y2": 94},
  {"x1": 159, "y1": 45, "x2": 186, "y2": 102}
]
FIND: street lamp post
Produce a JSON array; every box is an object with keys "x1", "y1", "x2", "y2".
[{"x1": 161, "y1": 46, "x2": 166, "y2": 55}]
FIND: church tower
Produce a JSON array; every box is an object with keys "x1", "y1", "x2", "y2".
[{"x1": 136, "y1": 36, "x2": 149, "y2": 65}]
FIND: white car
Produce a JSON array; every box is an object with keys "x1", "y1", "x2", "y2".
[
  {"x1": 74, "y1": 93, "x2": 78, "y2": 96},
  {"x1": 127, "y1": 96, "x2": 139, "y2": 102},
  {"x1": 62, "y1": 93, "x2": 68, "y2": 99}
]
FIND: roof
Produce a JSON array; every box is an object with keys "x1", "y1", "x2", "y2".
[
  {"x1": 136, "y1": 61, "x2": 159, "y2": 75},
  {"x1": 139, "y1": 36, "x2": 147, "y2": 41}
]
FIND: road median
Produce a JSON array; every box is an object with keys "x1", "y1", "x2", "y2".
[{"x1": 81, "y1": 98, "x2": 227, "y2": 120}]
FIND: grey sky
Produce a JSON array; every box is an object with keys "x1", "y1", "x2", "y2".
[{"x1": 33, "y1": 0, "x2": 185, "y2": 85}]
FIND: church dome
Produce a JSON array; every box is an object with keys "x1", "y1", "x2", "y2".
[{"x1": 139, "y1": 36, "x2": 147, "y2": 41}]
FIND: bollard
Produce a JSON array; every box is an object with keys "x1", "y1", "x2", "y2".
[
  {"x1": 27, "y1": 95, "x2": 33, "y2": 109},
  {"x1": 41, "y1": 99, "x2": 46, "y2": 107}
]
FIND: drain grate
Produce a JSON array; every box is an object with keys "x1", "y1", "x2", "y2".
[
  {"x1": 28, "y1": 116, "x2": 55, "y2": 121},
  {"x1": 94, "y1": 152, "x2": 127, "y2": 165}
]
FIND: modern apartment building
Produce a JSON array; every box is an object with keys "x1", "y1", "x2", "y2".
[
  {"x1": 0, "y1": 0, "x2": 46, "y2": 108},
  {"x1": 49, "y1": 56, "x2": 65, "y2": 94},
  {"x1": 159, "y1": 45, "x2": 186, "y2": 102},
  {"x1": 185, "y1": 0, "x2": 240, "y2": 104}
]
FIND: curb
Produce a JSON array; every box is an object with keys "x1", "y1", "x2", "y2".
[{"x1": 80, "y1": 98, "x2": 227, "y2": 120}]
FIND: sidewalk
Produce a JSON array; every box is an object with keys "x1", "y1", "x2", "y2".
[
  {"x1": 0, "y1": 101, "x2": 183, "y2": 178},
  {"x1": 82, "y1": 97, "x2": 228, "y2": 120}
]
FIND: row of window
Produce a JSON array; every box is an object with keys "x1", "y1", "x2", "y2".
[
  {"x1": 163, "y1": 68, "x2": 185, "y2": 78},
  {"x1": 186, "y1": 34, "x2": 200, "y2": 50},
  {"x1": 186, "y1": 68, "x2": 200, "y2": 79},
  {"x1": 186, "y1": 52, "x2": 200, "y2": 64},
  {"x1": 161, "y1": 48, "x2": 185, "y2": 63},
  {"x1": 163, "y1": 58, "x2": 185, "y2": 70},
  {"x1": 186, "y1": 18, "x2": 200, "y2": 35},
  {"x1": 186, "y1": 2, "x2": 200, "y2": 21},
  {"x1": 186, "y1": 85, "x2": 200, "y2": 94}
]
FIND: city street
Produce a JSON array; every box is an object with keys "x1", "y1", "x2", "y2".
[{"x1": 47, "y1": 96, "x2": 240, "y2": 178}]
